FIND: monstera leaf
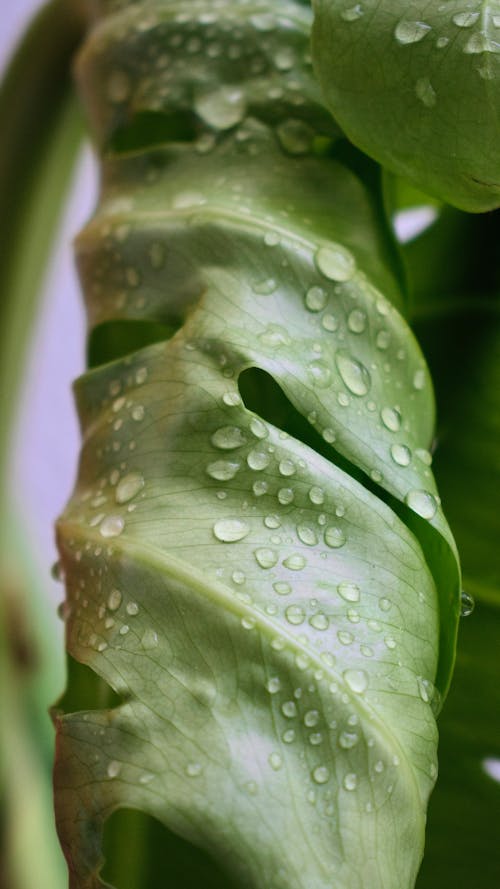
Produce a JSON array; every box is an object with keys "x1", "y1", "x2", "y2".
[
  {"x1": 312, "y1": 1, "x2": 500, "y2": 212},
  {"x1": 53, "y1": 3, "x2": 460, "y2": 888}
]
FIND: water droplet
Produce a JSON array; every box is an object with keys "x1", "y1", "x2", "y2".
[
  {"x1": 278, "y1": 487, "x2": 294, "y2": 505},
  {"x1": 338, "y1": 630, "x2": 354, "y2": 645},
  {"x1": 285, "y1": 604, "x2": 306, "y2": 625},
  {"x1": 374, "y1": 760, "x2": 384, "y2": 774},
  {"x1": 395, "y1": 20, "x2": 431, "y2": 45},
  {"x1": 100, "y1": 515, "x2": 124, "y2": 538},
  {"x1": 253, "y1": 277, "x2": 277, "y2": 295},
  {"x1": 222, "y1": 391, "x2": 241, "y2": 407},
  {"x1": 213, "y1": 518, "x2": 250, "y2": 543},
  {"x1": 250, "y1": 417, "x2": 268, "y2": 439},
  {"x1": 186, "y1": 762, "x2": 203, "y2": 777},
  {"x1": 310, "y1": 612, "x2": 329, "y2": 630},
  {"x1": 325, "y1": 526, "x2": 346, "y2": 549},
  {"x1": 264, "y1": 231, "x2": 280, "y2": 247},
  {"x1": 247, "y1": 449, "x2": 271, "y2": 470},
  {"x1": 266, "y1": 677, "x2": 281, "y2": 694},
  {"x1": 316, "y1": 244, "x2": 356, "y2": 282},
  {"x1": 206, "y1": 459, "x2": 240, "y2": 481},
  {"x1": 277, "y1": 118, "x2": 315, "y2": 155},
  {"x1": 283, "y1": 553, "x2": 306, "y2": 571},
  {"x1": 405, "y1": 489, "x2": 437, "y2": 519},
  {"x1": 115, "y1": 472, "x2": 144, "y2": 504},
  {"x1": 141, "y1": 628, "x2": 158, "y2": 649},
  {"x1": 282, "y1": 700, "x2": 297, "y2": 718},
  {"x1": 309, "y1": 486, "x2": 325, "y2": 505},
  {"x1": 460, "y1": 590, "x2": 475, "y2": 617},
  {"x1": 343, "y1": 669, "x2": 368, "y2": 694},
  {"x1": 436, "y1": 35, "x2": 450, "y2": 48},
  {"x1": 381, "y1": 407, "x2": 401, "y2": 432},
  {"x1": 107, "y1": 589, "x2": 122, "y2": 611},
  {"x1": 308, "y1": 361, "x2": 332, "y2": 388},
  {"x1": 304, "y1": 710, "x2": 320, "y2": 727},
  {"x1": 274, "y1": 581, "x2": 292, "y2": 596},
  {"x1": 269, "y1": 752, "x2": 283, "y2": 771},
  {"x1": 194, "y1": 86, "x2": 246, "y2": 129},
  {"x1": 341, "y1": 4, "x2": 364, "y2": 22},
  {"x1": 312, "y1": 765, "x2": 330, "y2": 784},
  {"x1": 347, "y1": 309, "x2": 367, "y2": 333},
  {"x1": 379, "y1": 597, "x2": 391, "y2": 612},
  {"x1": 126, "y1": 602, "x2": 139, "y2": 616},
  {"x1": 339, "y1": 731, "x2": 359, "y2": 749},
  {"x1": 337, "y1": 581, "x2": 360, "y2": 602},
  {"x1": 343, "y1": 772, "x2": 358, "y2": 791},
  {"x1": 253, "y1": 480, "x2": 268, "y2": 496},
  {"x1": 279, "y1": 459, "x2": 296, "y2": 477},
  {"x1": 255, "y1": 548, "x2": 278, "y2": 568},
  {"x1": 413, "y1": 368, "x2": 426, "y2": 390},
  {"x1": 415, "y1": 77, "x2": 437, "y2": 108},
  {"x1": 390, "y1": 443, "x2": 411, "y2": 466},
  {"x1": 417, "y1": 676, "x2": 431, "y2": 703},
  {"x1": 211, "y1": 426, "x2": 247, "y2": 449},
  {"x1": 335, "y1": 350, "x2": 371, "y2": 396},
  {"x1": 107, "y1": 760, "x2": 121, "y2": 778},
  {"x1": 265, "y1": 514, "x2": 281, "y2": 529},
  {"x1": 132, "y1": 404, "x2": 145, "y2": 422},
  {"x1": 297, "y1": 525, "x2": 318, "y2": 546},
  {"x1": 452, "y1": 11, "x2": 480, "y2": 27},
  {"x1": 322, "y1": 313, "x2": 339, "y2": 332},
  {"x1": 305, "y1": 286, "x2": 328, "y2": 312}
]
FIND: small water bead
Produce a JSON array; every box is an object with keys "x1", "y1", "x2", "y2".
[
  {"x1": 264, "y1": 231, "x2": 280, "y2": 247},
  {"x1": 279, "y1": 459, "x2": 296, "y2": 477},
  {"x1": 194, "y1": 86, "x2": 246, "y2": 129},
  {"x1": 253, "y1": 480, "x2": 269, "y2": 496},
  {"x1": 381, "y1": 406, "x2": 401, "y2": 432},
  {"x1": 322, "y1": 313, "x2": 339, "y2": 332},
  {"x1": 309, "y1": 613, "x2": 329, "y2": 631},
  {"x1": 186, "y1": 762, "x2": 203, "y2": 778},
  {"x1": 376, "y1": 329, "x2": 390, "y2": 350},
  {"x1": 308, "y1": 361, "x2": 332, "y2": 388},
  {"x1": 343, "y1": 669, "x2": 368, "y2": 694},
  {"x1": 335, "y1": 351, "x2": 371, "y2": 396},
  {"x1": 417, "y1": 676, "x2": 432, "y2": 703},
  {"x1": 308, "y1": 486, "x2": 324, "y2": 506},
  {"x1": 269, "y1": 752, "x2": 283, "y2": 771},
  {"x1": 312, "y1": 765, "x2": 330, "y2": 785},
  {"x1": 341, "y1": 4, "x2": 364, "y2": 22},
  {"x1": 460, "y1": 590, "x2": 475, "y2": 617},
  {"x1": 315, "y1": 244, "x2": 356, "y2": 282},
  {"x1": 285, "y1": 604, "x2": 306, "y2": 625},
  {"x1": 100, "y1": 515, "x2": 124, "y2": 538},
  {"x1": 250, "y1": 417, "x2": 268, "y2": 439},
  {"x1": 343, "y1": 772, "x2": 358, "y2": 791},
  {"x1": 374, "y1": 760, "x2": 385, "y2": 774},
  {"x1": 406, "y1": 489, "x2": 437, "y2": 519},
  {"x1": 107, "y1": 589, "x2": 122, "y2": 611},
  {"x1": 337, "y1": 581, "x2": 360, "y2": 603},
  {"x1": 384, "y1": 635, "x2": 397, "y2": 650},
  {"x1": 390, "y1": 444, "x2": 411, "y2": 466},
  {"x1": 283, "y1": 729, "x2": 296, "y2": 743},
  {"x1": 436, "y1": 35, "x2": 450, "y2": 48},
  {"x1": 282, "y1": 700, "x2": 297, "y2": 718},
  {"x1": 253, "y1": 277, "x2": 277, "y2": 295},
  {"x1": 115, "y1": 472, "x2": 144, "y2": 504},
  {"x1": 141, "y1": 628, "x2": 158, "y2": 649},
  {"x1": 222, "y1": 391, "x2": 241, "y2": 407},
  {"x1": 339, "y1": 731, "x2": 359, "y2": 749},
  {"x1": 347, "y1": 309, "x2": 367, "y2": 333},
  {"x1": 305, "y1": 286, "x2": 328, "y2": 312},
  {"x1": 309, "y1": 732, "x2": 323, "y2": 746},
  {"x1": 213, "y1": 519, "x2": 250, "y2": 543},
  {"x1": 277, "y1": 119, "x2": 315, "y2": 155},
  {"x1": 415, "y1": 77, "x2": 437, "y2": 108},
  {"x1": 395, "y1": 20, "x2": 431, "y2": 45},
  {"x1": 304, "y1": 710, "x2": 320, "y2": 727},
  {"x1": 126, "y1": 602, "x2": 139, "y2": 616},
  {"x1": 266, "y1": 677, "x2": 281, "y2": 694},
  {"x1": 265, "y1": 514, "x2": 281, "y2": 529},
  {"x1": 278, "y1": 488, "x2": 294, "y2": 505},
  {"x1": 413, "y1": 368, "x2": 426, "y2": 390},
  {"x1": 241, "y1": 617, "x2": 256, "y2": 631},
  {"x1": 255, "y1": 548, "x2": 278, "y2": 568},
  {"x1": 247, "y1": 449, "x2": 271, "y2": 471},
  {"x1": 452, "y1": 11, "x2": 480, "y2": 27},
  {"x1": 338, "y1": 630, "x2": 354, "y2": 645},
  {"x1": 283, "y1": 553, "x2": 307, "y2": 571},
  {"x1": 107, "y1": 760, "x2": 121, "y2": 779},
  {"x1": 211, "y1": 426, "x2": 247, "y2": 449},
  {"x1": 297, "y1": 525, "x2": 318, "y2": 546},
  {"x1": 206, "y1": 459, "x2": 240, "y2": 481},
  {"x1": 132, "y1": 404, "x2": 145, "y2": 422},
  {"x1": 347, "y1": 609, "x2": 360, "y2": 624},
  {"x1": 274, "y1": 581, "x2": 292, "y2": 596},
  {"x1": 379, "y1": 597, "x2": 391, "y2": 612},
  {"x1": 324, "y1": 526, "x2": 346, "y2": 548}
]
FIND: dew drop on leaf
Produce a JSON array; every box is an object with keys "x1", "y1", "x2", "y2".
[
  {"x1": 335, "y1": 350, "x2": 371, "y2": 396},
  {"x1": 405, "y1": 489, "x2": 437, "y2": 519},
  {"x1": 315, "y1": 244, "x2": 356, "y2": 282},
  {"x1": 213, "y1": 519, "x2": 250, "y2": 543},
  {"x1": 460, "y1": 590, "x2": 475, "y2": 617}
]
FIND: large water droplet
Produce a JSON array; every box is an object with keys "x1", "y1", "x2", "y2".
[
  {"x1": 213, "y1": 519, "x2": 250, "y2": 543},
  {"x1": 194, "y1": 86, "x2": 246, "y2": 129},
  {"x1": 381, "y1": 406, "x2": 401, "y2": 432},
  {"x1": 285, "y1": 604, "x2": 306, "y2": 625},
  {"x1": 310, "y1": 612, "x2": 329, "y2": 630},
  {"x1": 460, "y1": 590, "x2": 475, "y2": 617},
  {"x1": 100, "y1": 515, "x2": 125, "y2": 538},
  {"x1": 115, "y1": 472, "x2": 144, "y2": 504},
  {"x1": 283, "y1": 553, "x2": 307, "y2": 571},
  {"x1": 335, "y1": 350, "x2": 371, "y2": 396},
  {"x1": 325, "y1": 526, "x2": 346, "y2": 548},
  {"x1": 343, "y1": 669, "x2": 368, "y2": 694},
  {"x1": 390, "y1": 443, "x2": 411, "y2": 466},
  {"x1": 452, "y1": 11, "x2": 480, "y2": 27},
  {"x1": 337, "y1": 581, "x2": 360, "y2": 602},
  {"x1": 395, "y1": 20, "x2": 431, "y2": 45},
  {"x1": 316, "y1": 244, "x2": 356, "y2": 282},
  {"x1": 211, "y1": 426, "x2": 247, "y2": 449},
  {"x1": 206, "y1": 459, "x2": 240, "y2": 481},
  {"x1": 309, "y1": 486, "x2": 325, "y2": 505},
  {"x1": 254, "y1": 547, "x2": 278, "y2": 568},
  {"x1": 305, "y1": 286, "x2": 328, "y2": 312},
  {"x1": 247, "y1": 449, "x2": 271, "y2": 470},
  {"x1": 405, "y1": 489, "x2": 437, "y2": 519},
  {"x1": 297, "y1": 525, "x2": 318, "y2": 546},
  {"x1": 347, "y1": 309, "x2": 367, "y2": 333}
]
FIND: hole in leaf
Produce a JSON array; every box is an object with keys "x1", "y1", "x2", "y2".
[
  {"x1": 109, "y1": 110, "x2": 197, "y2": 152},
  {"x1": 88, "y1": 319, "x2": 178, "y2": 367},
  {"x1": 102, "y1": 808, "x2": 237, "y2": 889},
  {"x1": 56, "y1": 655, "x2": 125, "y2": 714}
]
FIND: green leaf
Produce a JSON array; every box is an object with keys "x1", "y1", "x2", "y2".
[
  {"x1": 54, "y1": 3, "x2": 460, "y2": 888},
  {"x1": 312, "y1": 1, "x2": 500, "y2": 212}
]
